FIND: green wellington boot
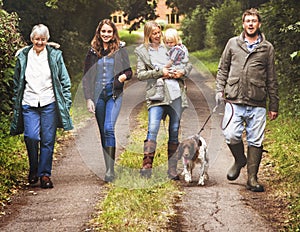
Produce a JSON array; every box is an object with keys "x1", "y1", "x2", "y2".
[
  {"x1": 246, "y1": 146, "x2": 264, "y2": 192},
  {"x1": 227, "y1": 142, "x2": 247, "y2": 181}
]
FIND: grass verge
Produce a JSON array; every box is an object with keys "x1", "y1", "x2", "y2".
[
  {"x1": 263, "y1": 116, "x2": 300, "y2": 231},
  {"x1": 88, "y1": 104, "x2": 183, "y2": 231}
]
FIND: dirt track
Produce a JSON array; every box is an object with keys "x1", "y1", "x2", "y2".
[{"x1": 0, "y1": 67, "x2": 276, "y2": 231}]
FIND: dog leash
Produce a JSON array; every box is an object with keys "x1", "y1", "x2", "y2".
[{"x1": 197, "y1": 105, "x2": 218, "y2": 135}]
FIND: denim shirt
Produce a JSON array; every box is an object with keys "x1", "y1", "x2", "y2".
[{"x1": 94, "y1": 56, "x2": 115, "y2": 101}]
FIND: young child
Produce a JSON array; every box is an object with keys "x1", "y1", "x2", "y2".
[{"x1": 149, "y1": 28, "x2": 189, "y2": 101}]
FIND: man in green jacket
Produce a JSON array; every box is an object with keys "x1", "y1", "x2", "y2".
[{"x1": 216, "y1": 8, "x2": 279, "y2": 192}]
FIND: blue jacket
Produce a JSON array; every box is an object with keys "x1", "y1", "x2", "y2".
[{"x1": 10, "y1": 44, "x2": 73, "y2": 135}]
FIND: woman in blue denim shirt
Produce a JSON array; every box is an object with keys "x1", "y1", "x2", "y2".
[{"x1": 82, "y1": 19, "x2": 132, "y2": 182}]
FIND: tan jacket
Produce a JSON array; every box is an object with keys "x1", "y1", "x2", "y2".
[{"x1": 134, "y1": 44, "x2": 192, "y2": 109}]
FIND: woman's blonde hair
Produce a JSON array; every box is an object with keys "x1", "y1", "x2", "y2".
[
  {"x1": 163, "y1": 28, "x2": 182, "y2": 45},
  {"x1": 91, "y1": 19, "x2": 120, "y2": 57},
  {"x1": 143, "y1": 21, "x2": 162, "y2": 48}
]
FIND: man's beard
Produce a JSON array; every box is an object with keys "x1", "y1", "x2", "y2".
[{"x1": 245, "y1": 29, "x2": 260, "y2": 38}]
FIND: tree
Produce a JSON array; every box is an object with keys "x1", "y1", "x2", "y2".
[
  {"x1": 181, "y1": 6, "x2": 207, "y2": 51},
  {"x1": 206, "y1": 0, "x2": 242, "y2": 53},
  {"x1": 114, "y1": 0, "x2": 157, "y2": 31}
]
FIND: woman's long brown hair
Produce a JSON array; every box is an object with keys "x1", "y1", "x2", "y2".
[{"x1": 91, "y1": 19, "x2": 120, "y2": 57}]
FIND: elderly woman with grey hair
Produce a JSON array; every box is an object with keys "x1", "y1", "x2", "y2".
[{"x1": 10, "y1": 24, "x2": 73, "y2": 188}]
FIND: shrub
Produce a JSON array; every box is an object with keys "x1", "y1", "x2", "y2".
[
  {"x1": 181, "y1": 6, "x2": 207, "y2": 52},
  {"x1": 206, "y1": 0, "x2": 241, "y2": 53},
  {"x1": 0, "y1": 6, "x2": 26, "y2": 120}
]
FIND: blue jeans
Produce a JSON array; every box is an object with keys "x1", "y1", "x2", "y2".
[
  {"x1": 95, "y1": 95, "x2": 122, "y2": 147},
  {"x1": 147, "y1": 97, "x2": 182, "y2": 143},
  {"x1": 222, "y1": 103, "x2": 266, "y2": 147},
  {"x1": 22, "y1": 102, "x2": 58, "y2": 177}
]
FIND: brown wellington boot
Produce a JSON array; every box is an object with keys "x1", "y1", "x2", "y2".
[
  {"x1": 246, "y1": 146, "x2": 264, "y2": 192},
  {"x1": 167, "y1": 141, "x2": 180, "y2": 180},
  {"x1": 227, "y1": 142, "x2": 247, "y2": 181},
  {"x1": 140, "y1": 140, "x2": 156, "y2": 178}
]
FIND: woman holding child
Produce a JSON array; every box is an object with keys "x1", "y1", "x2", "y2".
[{"x1": 134, "y1": 21, "x2": 192, "y2": 179}]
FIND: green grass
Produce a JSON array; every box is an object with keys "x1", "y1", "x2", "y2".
[
  {"x1": 264, "y1": 116, "x2": 300, "y2": 231},
  {"x1": 191, "y1": 49, "x2": 220, "y2": 77},
  {"x1": 0, "y1": 115, "x2": 28, "y2": 205},
  {"x1": 119, "y1": 30, "x2": 142, "y2": 46},
  {"x1": 89, "y1": 103, "x2": 183, "y2": 231}
]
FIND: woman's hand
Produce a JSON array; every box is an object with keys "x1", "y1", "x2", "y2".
[
  {"x1": 118, "y1": 74, "x2": 127, "y2": 83},
  {"x1": 86, "y1": 99, "x2": 95, "y2": 113},
  {"x1": 162, "y1": 67, "x2": 169, "y2": 78},
  {"x1": 172, "y1": 69, "x2": 184, "y2": 79}
]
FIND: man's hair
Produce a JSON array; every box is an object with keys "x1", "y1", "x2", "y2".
[{"x1": 242, "y1": 8, "x2": 262, "y2": 22}]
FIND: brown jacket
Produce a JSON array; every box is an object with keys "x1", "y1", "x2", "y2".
[{"x1": 216, "y1": 32, "x2": 279, "y2": 112}]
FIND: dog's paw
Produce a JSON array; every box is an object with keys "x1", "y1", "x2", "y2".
[
  {"x1": 197, "y1": 176, "x2": 206, "y2": 186},
  {"x1": 204, "y1": 173, "x2": 209, "y2": 181},
  {"x1": 184, "y1": 173, "x2": 192, "y2": 183}
]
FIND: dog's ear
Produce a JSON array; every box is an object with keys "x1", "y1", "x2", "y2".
[
  {"x1": 194, "y1": 135, "x2": 202, "y2": 147},
  {"x1": 177, "y1": 143, "x2": 183, "y2": 154},
  {"x1": 198, "y1": 139, "x2": 202, "y2": 147},
  {"x1": 177, "y1": 143, "x2": 183, "y2": 157}
]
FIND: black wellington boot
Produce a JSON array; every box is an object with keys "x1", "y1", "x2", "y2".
[
  {"x1": 103, "y1": 146, "x2": 115, "y2": 183},
  {"x1": 246, "y1": 146, "x2": 264, "y2": 192},
  {"x1": 227, "y1": 142, "x2": 247, "y2": 181}
]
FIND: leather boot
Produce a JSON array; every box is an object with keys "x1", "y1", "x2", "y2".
[
  {"x1": 167, "y1": 141, "x2": 179, "y2": 180},
  {"x1": 227, "y1": 142, "x2": 247, "y2": 180},
  {"x1": 246, "y1": 146, "x2": 264, "y2": 192},
  {"x1": 103, "y1": 146, "x2": 115, "y2": 183},
  {"x1": 140, "y1": 140, "x2": 156, "y2": 178}
]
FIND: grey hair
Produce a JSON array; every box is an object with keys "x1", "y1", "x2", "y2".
[{"x1": 30, "y1": 24, "x2": 50, "y2": 41}]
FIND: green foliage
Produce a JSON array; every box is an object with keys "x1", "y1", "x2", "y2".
[
  {"x1": 0, "y1": 8, "x2": 26, "y2": 119},
  {"x1": 0, "y1": 113, "x2": 27, "y2": 203},
  {"x1": 261, "y1": 0, "x2": 300, "y2": 117},
  {"x1": 166, "y1": 0, "x2": 224, "y2": 14},
  {"x1": 181, "y1": 6, "x2": 207, "y2": 52},
  {"x1": 206, "y1": 0, "x2": 241, "y2": 53},
  {"x1": 115, "y1": 0, "x2": 157, "y2": 31},
  {"x1": 264, "y1": 116, "x2": 300, "y2": 230}
]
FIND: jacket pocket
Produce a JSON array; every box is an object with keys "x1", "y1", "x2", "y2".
[
  {"x1": 146, "y1": 81, "x2": 159, "y2": 100},
  {"x1": 225, "y1": 77, "x2": 239, "y2": 99},
  {"x1": 248, "y1": 79, "x2": 266, "y2": 101}
]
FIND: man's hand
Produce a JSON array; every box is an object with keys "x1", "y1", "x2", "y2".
[
  {"x1": 268, "y1": 111, "x2": 278, "y2": 120},
  {"x1": 215, "y1": 92, "x2": 224, "y2": 105}
]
